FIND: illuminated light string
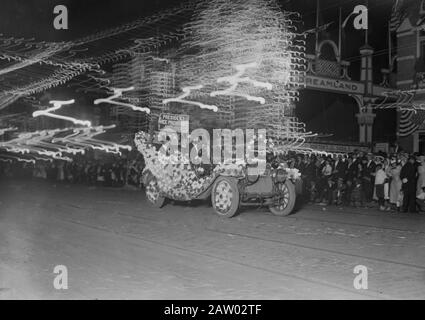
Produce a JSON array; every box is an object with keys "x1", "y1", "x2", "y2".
[
  {"x1": 163, "y1": 85, "x2": 218, "y2": 112},
  {"x1": 210, "y1": 62, "x2": 272, "y2": 104},
  {"x1": 2, "y1": 68, "x2": 87, "y2": 98},
  {"x1": 151, "y1": 56, "x2": 170, "y2": 63},
  {"x1": 24, "y1": 133, "x2": 86, "y2": 156},
  {"x1": 0, "y1": 155, "x2": 36, "y2": 164},
  {"x1": 0, "y1": 127, "x2": 17, "y2": 136},
  {"x1": 94, "y1": 87, "x2": 151, "y2": 114},
  {"x1": 1, "y1": 9, "x2": 188, "y2": 104},
  {"x1": 32, "y1": 100, "x2": 92, "y2": 127},
  {"x1": 172, "y1": 0, "x2": 308, "y2": 153},
  {"x1": 51, "y1": 125, "x2": 132, "y2": 155},
  {"x1": 0, "y1": 125, "x2": 132, "y2": 162},
  {"x1": 70, "y1": 70, "x2": 112, "y2": 94},
  {"x1": 0, "y1": 50, "x2": 98, "y2": 77},
  {"x1": 0, "y1": 2, "x2": 194, "y2": 105}
]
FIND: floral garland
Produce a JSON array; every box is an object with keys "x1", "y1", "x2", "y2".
[{"x1": 135, "y1": 131, "x2": 217, "y2": 200}]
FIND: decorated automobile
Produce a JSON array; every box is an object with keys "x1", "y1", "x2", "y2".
[{"x1": 135, "y1": 131, "x2": 301, "y2": 218}]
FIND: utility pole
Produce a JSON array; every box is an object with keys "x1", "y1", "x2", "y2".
[
  {"x1": 364, "y1": 0, "x2": 369, "y2": 45},
  {"x1": 338, "y1": 6, "x2": 342, "y2": 61},
  {"x1": 315, "y1": 0, "x2": 320, "y2": 56}
]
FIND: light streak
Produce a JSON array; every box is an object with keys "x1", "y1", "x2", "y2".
[
  {"x1": 0, "y1": 125, "x2": 131, "y2": 162},
  {"x1": 163, "y1": 85, "x2": 218, "y2": 112},
  {"x1": 94, "y1": 87, "x2": 151, "y2": 114},
  {"x1": 0, "y1": 127, "x2": 17, "y2": 136},
  {"x1": 210, "y1": 62, "x2": 272, "y2": 104},
  {"x1": 32, "y1": 100, "x2": 92, "y2": 127}
]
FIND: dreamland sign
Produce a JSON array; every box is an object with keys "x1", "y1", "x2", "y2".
[{"x1": 305, "y1": 75, "x2": 365, "y2": 95}]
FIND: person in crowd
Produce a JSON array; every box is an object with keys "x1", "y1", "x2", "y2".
[
  {"x1": 375, "y1": 163, "x2": 390, "y2": 211},
  {"x1": 96, "y1": 162, "x2": 106, "y2": 186},
  {"x1": 333, "y1": 154, "x2": 347, "y2": 181},
  {"x1": 321, "y1": 158, "x2": 333, "y2": 187},
  {"x1": 349, "y1": 177, "x2": 363, "y2": 207},
  {"x1": 400, "y1": 155, "x2": 418, "y2": 213},
  {"x1": 416, "y1": 155, "x2": 425, "y2": 196},
  {"x1": 303, "y1": 156, "x2": 317, "y2": 202},
  {"x1": 389, "y1": 159, "x2": 403, "y2": 211},
  {"x1": 57, "y1": 161, "x2": 65, "y2": 182},
  {"x1": 319, "y1": 176, "x2": 336, "y2": 205},
  {"x1": 383, "y1": 158, "x2": 391, "y2": 208},
  {"x1": 345, "y1": 156, "x2": 357, "y2": 182},
  {"x1": 84, "y1": 161, "x2": 91, "y2": 185},
  {"x1": 334, "y1": 177, "x2": 347, "y2": 206},
  {"x1": 308, "y1": 180, "x2": 319, "y2": 203},
  {"x1": 104, "y1": 163, "x2": 112, "y2": 187},
  {"x1": 362, "y1": 153, "x2": 376, "y2": 205},
  {"x1": 416, "y1": 187, "x2": 425, "y2": 212}
]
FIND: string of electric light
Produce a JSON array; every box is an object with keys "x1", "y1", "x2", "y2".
[
  {"x1": 0, "y1": 2, "x2": 197, "y2": 105},
  {"x1": 0, "y1": 125, "x2": 132, "y2": 163},
  {"x1": 168, "y1": 0, "x2": 307, "y2": 153}
]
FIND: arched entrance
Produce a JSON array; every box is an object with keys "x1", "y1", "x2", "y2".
[{"x1": 302, "y1": 39, "x2": 392, "y2": 145}]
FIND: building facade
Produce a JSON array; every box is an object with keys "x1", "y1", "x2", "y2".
[{"x1": 395, "y1": 0, "x2": 425, "y2": 152}]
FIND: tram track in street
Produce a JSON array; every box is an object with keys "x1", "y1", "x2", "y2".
[
  {"x1": 5, "y1": 182, "x2": 424, "y2": 298},
  {"x1": 113, "y1": 209, "x2": 425, "y2": 270},
  {"x1": 285, "y1": 211, "x2": 425, "y2": 235},
  {"x1": 42, "y1": 212, "x2": 381, "y2": 299}
]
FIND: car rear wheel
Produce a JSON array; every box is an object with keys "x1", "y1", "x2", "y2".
[
  {"x1": 145, "y1": 175, "x2": 165, "y2": 208},
  {"x1": 269, "y1": 179, "x2": 296, "y2": 216},
  {"x1": 211, "y1": 177, "x2": 239, "y2": 218}
]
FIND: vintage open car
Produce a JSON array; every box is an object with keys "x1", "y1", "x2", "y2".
[{"x1": 135, "y1": 131, "x2": 301, "y2": 218}]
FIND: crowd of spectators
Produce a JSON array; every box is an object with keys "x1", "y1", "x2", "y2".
[
  {"x1": 0, "y1": 155, "x2": 146, "y2": 188},
  {"x1": 286, "y1": 151, "x2": 425, "y2": 213},
  {"x1": 3, "y1": 148, "x2": 425, "y2": 213}
]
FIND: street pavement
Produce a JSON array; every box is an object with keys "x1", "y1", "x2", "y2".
[{"x1": 1, "y1": 178, "x2": 425, "y2": 299}]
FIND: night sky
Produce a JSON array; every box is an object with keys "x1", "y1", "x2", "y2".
[{"x1": 0, "y1": 0, "x2": 397, "y2": 143}]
